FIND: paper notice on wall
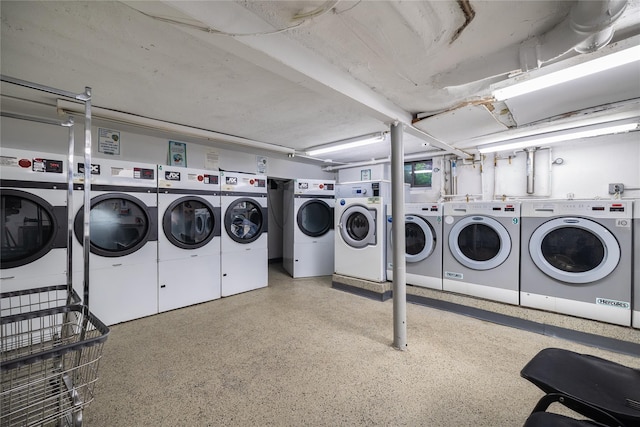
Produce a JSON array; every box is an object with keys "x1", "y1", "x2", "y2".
[
  {"x1": 257, "y1": 155, "x2": 267, "y2": 174},
  {"x1": 98, "y1": 128, "x2": 121, "y2": 156},
  {"x1": 205, "y1": 150, "x2": 219, "y2": 170},
  {"x1": 168, "y1": 140, "x2": 187, "y2": 167}
]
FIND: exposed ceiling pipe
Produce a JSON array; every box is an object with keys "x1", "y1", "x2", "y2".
[
  {"x1": 439, "y1": 0, "x2": 628, "y2": 88},
  {"x1": 519, "y1": 0, "x2": 628, "y2": 71}
]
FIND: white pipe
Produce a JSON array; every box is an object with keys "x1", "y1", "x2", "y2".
[
  {"x1": 520, "y1": 0, "x2": 628, "y2": 70},
  {"x1": 57, "y1": 99, "x2": 296, "y2": 155}
]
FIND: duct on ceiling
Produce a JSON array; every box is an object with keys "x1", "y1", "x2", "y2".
[{"x1": 519, "y1": 0, "x2": 628, "y2": 71}]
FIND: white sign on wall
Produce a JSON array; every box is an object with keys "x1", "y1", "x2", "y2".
[{"x1": 97, "y1": 128, "x2": 121, "y2": 156}]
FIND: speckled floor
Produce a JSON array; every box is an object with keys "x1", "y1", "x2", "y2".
[{"x1": 84, "y1": 265, "x2": 640, "y2": 426}]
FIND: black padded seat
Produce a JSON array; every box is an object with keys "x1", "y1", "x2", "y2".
[{"x1": 520, "y1": 348, "x2": 640, "y2": 427}]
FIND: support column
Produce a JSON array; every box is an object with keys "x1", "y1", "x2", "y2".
[{"x1": 391, "y1": 122, "x2": 407, "y2": 350}]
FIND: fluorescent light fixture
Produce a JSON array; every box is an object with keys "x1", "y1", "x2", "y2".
[
  {"x1": 306, "y1": 132, "x2": 385, "y2": 156},
  {"x1": 492, "y1": 44, "x2": 640, "y2": 101},
  {"x1": 56, "y1": 99, "x2": 296, "y2": 155},
  {"x1": 478, "y1": 119, "x2": 639, "y2": 153}
]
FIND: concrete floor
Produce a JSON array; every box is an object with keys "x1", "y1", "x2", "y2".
[{"x1": 84, "y1": 265, "x2": 640, "y2": 426}]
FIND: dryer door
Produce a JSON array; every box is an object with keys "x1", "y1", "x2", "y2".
[
  {"x1": 449, "y1": 215, "x2": 511, "y2": 270},
  {"x1": 163, "y1": 196, "x2": 221, "y2": 249},
  {"x1": 528, "y1": 217, "x2": 620, "y2": 284},
  {"x1": 297, "y1": 199, "x2": 333, "y2": 237},
  {"x1": 74, "y1": 193, "x2": 153, "y2": 257},
  {"x1": 224, "y1": 197, "x2": 267, "y2": 244},
  {"x1": 339, "y1": 204, "x2": 376, "y2": 248},
  {"x1": 405, "y1": 215, "x2": 436, "y2": 263},
  {"x1": 1, "y1": 189, "x2": 65, "y2": 268}
]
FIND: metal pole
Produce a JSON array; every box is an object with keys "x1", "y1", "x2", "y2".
[
  {"x1": 62, "y1": 118, "x2": 75, "y2": 298},
  {"x1": 0, "y1": 74, "x2": 87, "y2": 100},
  {"x1": 82, "y1": 88, "x2": 92, "y2": 311},
  {"x1": 391, "y1": 122, "x2": 407, "y2": 350}
]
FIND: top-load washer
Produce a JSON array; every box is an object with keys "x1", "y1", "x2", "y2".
[
  {"x1": 1, "y1": 148, "x2": 68, "y2": 292},
  {"x1": 157, "y1": 165, "x2": 221, "y2": 312},
  {"x1": 520, "y1": 200, "x2": 633, "y2": 326},
  {"x1": 72, "y1": 157, "x2": 158, "y2": 325},
  {"x1": 220, "y1": 171, "x2": 268, "y2": 296},
  {"x1": 283, "y1": 178, "x2": 335, "y2": 278},
  {"x1": 443, "y1": 201, "x2": 521, "y2": 305},
  {"x1": 387, "y1": 203, "x2": 443, "y2": 290}
]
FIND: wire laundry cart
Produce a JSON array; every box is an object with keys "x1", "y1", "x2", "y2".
[
  {"x1": 1, "y1": 76, "x2": 109, "y2": 426},
  {"x1": 1, "y1": 286, "x2": 109, "y2": 426}
]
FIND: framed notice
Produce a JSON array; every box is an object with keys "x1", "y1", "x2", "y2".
[
  {"x1": 97, "y1": 128, "x2": 121, "y2": 156},
  {"x1": 361, "y1": 169, "x2": 371, "y2": 181},
  {"x1": 257, "y1": 155, "x2": 267, "y2": 174},
  {"x1": 168, "y1": 140, "x2": 187, "y2": 167}
]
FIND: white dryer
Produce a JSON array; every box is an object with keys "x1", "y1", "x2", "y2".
[
  {"x1": 72, "y1": 157, "x2": 158, "y2": 325},
  {"x1": 443, "y1": 201, "x2": 521, "y2": 305},
  {"x1": 387, "y1": 203, "x2": 443, "y2": 290},
  {"x1": 520, "y1": 200, "x2": 633, "y2": 326},
  {"x1": 220, "y1": 171, "x2": 268, "y2": 296},
  {"x1": 283, "y1": 179, "x2": 335, "y2": 278},
  {"x1": 1, "y1": 148, "x2": 68, "y2": 292},
  {"x1": 334, "y1": 196, "x2": 386, "y2": 282},
  {"x1": 157, "y1": 165, "x2": 221, "y2": 312}
]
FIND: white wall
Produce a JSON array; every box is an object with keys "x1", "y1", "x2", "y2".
[
  {"x1": 335, "y1": 132, "x2": 640, "y2": 202},
  {"x1": 0, "y1": 116, "x2": 336, "y2": 181}
]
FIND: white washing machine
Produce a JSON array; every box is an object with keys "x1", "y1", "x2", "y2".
[
  {"x1": 520, "y1": 200, "x2": 633, "y2": 326},
  {"x1": 387, "y1": 203, "x2": 443, "y2": 290},
  {"x1": 157, "y1": 165, "x2": 221, "y2": 312},
  {"x1": 220, "y1": 171, "x2": 268, "y2": 296},
  {"x1": 334, "y1": 196, "x2": 387, "y2": 282},
  {"x1": 283, "y1": 178, "x2": 335, "y2": 278},
  {"x1": 72, "y1": 157, "x2": 158, "y2": 325},
  {"x1": 443, "y1": 201, "x2": 521, "y2": 305},
  {"x1": 1, "y1": 148, "x2": 68, "y2": 292},
  {"x1": 633, "y1": 201, "x2": 640, "y2": 329}
]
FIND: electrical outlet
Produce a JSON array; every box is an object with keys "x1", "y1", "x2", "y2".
[{"x1": 608, "y1": 183, "x2": 625, "y2": 194}]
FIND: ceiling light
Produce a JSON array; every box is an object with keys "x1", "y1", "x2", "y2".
[
  {"x1": 477, "y1": 119, "x2": 639, "y2": 154},
  {"x1": 492, "y1": 44, "x2": 640, "y2": 101},
  {"x1": 305, "y1": 132, "x2": 385, "y2": 156}
]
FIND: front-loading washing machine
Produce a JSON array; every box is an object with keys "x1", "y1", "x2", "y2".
[
  {"x1": 386, "y1": 203, "x2": 443, "y2": 290},
  {"x1": 72, "y1": 157, "x2": 158, "y2": 325},
  {"x1": 283, "y1": 178, "x2": 335, "y2": 278},
  {"x1": 157, "y1": 165, "x2": 221, "y2": 312},
  {"x1": 334, "y1": 196, "x2": 387, "y2": 282},
  {"x1": 443, "y1": 201, "x2": 521, "y2": 305},
  {"x1": 520, "y1": 200, "x2": 633, "y2": 326},
  {"x1": 1, "y1": 148, "x2": 68, "y2": 292},
  {"x1": 220, "y1": 171, "x2": 268, "y2": 296}
]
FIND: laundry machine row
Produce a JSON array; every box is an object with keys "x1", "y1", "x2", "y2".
[{"x1": 384, "y1": 199, "x2": 636, "y2": 328}]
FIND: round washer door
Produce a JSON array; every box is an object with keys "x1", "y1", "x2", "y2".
[
  {"x1": 224, "y1": 197, "x2": 266, "y2": 244},
  {"x1": 163, "y1": 196, "x2": 218, "y2": 249},
  {"x1": 405, "y1": 215, "x2": 436, "y2": 262},
  {"x1": 449, "y1": 215, "x2": 511, "y2": 270},
  {"x1": 74, "y1": 193, "x2": 151, "y2": 257},
  {"x1": 388, "y1": 215, "x2": 436, "y2": 263},
  {"x1": 1, "y1": 189, "x2": 62, "y2": 269},
  {"x1": 339, "y1": 204, "x2": 376, "y2": 248},
  {"x1": 297, "y1": 199, "x2": 332, "y2": 237},
  {"x1": 528, "y1": 217, "x2": 620, "y2": 284}
]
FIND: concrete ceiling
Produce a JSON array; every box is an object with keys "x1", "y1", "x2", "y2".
[{"x1": 1, "y1": 1, "x2": 639, "y2": 165}]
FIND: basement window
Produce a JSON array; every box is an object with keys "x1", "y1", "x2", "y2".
[{"x1": 404, "y1": 159, "x2": 433, "y2": 188}]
